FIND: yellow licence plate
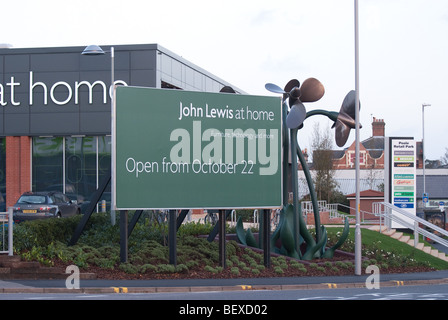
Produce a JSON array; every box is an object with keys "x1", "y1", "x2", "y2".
[{"x1": 23, "y1": 210, "x2": 37, "y2": 213}]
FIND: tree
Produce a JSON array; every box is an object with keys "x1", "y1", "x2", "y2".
[
  {"x1": 441, "y1": 147, "x2": 448, "y2": 166},
  {"x1": 310, "y1": 122, "x2": 339, "y2": 203}
]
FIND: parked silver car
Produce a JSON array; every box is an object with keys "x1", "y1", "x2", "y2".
[{"x1": 13, "y1": 191, "x2": 80, "y2": 222}]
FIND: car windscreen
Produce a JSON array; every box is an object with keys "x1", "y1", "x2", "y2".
[{"x1": 17, "y1": 195, "x2": 47, "y2": 204}]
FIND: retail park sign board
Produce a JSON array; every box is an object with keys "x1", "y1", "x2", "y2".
[
  {"x1": 114, "y1": 86, "x2": 282, "y2": 210},
  {"x1": 385, "y1": 137, "x2": 417, "y2": 228}
]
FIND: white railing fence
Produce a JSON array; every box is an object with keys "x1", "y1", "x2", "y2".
[
  {"x1": 372, "y1": 202, "x2": 448, "y2": 250},
  {"x1": 0, "y1": 207, "x2": 13, "y2": 256}
]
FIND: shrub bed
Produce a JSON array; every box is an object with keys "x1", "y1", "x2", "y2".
[{"x1": 9, "y1": 212, "x2": 446, "y2": 279}]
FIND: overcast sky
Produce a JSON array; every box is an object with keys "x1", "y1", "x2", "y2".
[{"x1": 2, "y1": 0, "x2": 447, "y2": 160}]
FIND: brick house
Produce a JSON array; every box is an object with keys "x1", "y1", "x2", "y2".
[
  {"x1": 332, "y1": 117, "x2": 386, "y2": 170},
  {"x1": 331, "y1": 117, "x2": 423, "y2": 170},
  {"x1": 346, "y1": 189, "x2": 384, "y2": 219}
]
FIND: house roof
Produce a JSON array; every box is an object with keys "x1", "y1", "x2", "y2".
[
  {"x1": 332, "y1": 150, "x2": 346, "y2": 159},
  {"x1": 361, "y1": 136, "x2": 385, "y2": 151},
  {"x1": 331, "y1": 135, "x2": 385, "y2": 161},
  {"x1": 346, "y1": 189, "x2": 384, "y2": 198}
]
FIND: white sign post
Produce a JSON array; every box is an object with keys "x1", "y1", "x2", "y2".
[{"x1": 385, "y1": 137, "x2": 417, "y2": 228}]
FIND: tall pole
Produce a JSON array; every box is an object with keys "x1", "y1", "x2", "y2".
[
  {"x1": 81, "y1": 45, "x2": 117, "y2": 225},
  {"x1": 110, "y1": 47, "x2": 116, "y2": 225},
  {"x1": 422, "y1": 103, "x2": 430, "y2": 202},
  {"x1": 354, "y1": 0, "x2": 362, "y2": 276}
]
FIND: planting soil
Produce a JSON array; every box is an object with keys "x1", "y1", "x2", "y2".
[{"x1": 62, "y1": 246, "x2": 435, "y2": 281}]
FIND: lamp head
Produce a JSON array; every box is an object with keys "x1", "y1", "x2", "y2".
[{"x1": 82, "y1": 45, "x2": 105, "y2": 55}]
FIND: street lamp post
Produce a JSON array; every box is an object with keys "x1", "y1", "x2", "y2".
[
  {"x1": 422, "y1": 103, "x2": 430, "y2": 204},
  {"x1": 354, "y1": 0, "x2": 362, "y2": 276},
  {"x1": 81, "y1": 45, "x2": 116, "y2": 225}
]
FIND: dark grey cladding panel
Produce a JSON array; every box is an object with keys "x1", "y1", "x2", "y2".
[
  {"x1": 30, "y1": 70, "x2": 79, "y2": 84},
  {"x1": 5, "y1": 54, "x2": 29, "y2": 73},
  {"x1": 131, "y1": 50, "x2": 157, "y2": 70},
  {"x1": 130, "y1": 70, "x2": 157, "y2": 88},
  {"x1": 77, "y1": 70, "x2": 111, "y2": 83},
  {"x1": 31, "y1": 53, "x2": 79, "y2": 72},
  {"x1": 31, "y1": 112, "x2": 80, "y2": 135},
  {"x1": 80, "y1": 53, "x2": 110, "y2": 71},
  {"x1": 113, "y1": 70, "x2": 131, "y2": 85},
  {"x1": 4, "y1": 113, "x2": 29, "y2": 135},
  {"x1": 3, "y1": 71, "x2": 29, "y2": 94},
  {"x1": 80, "y1": 112, "x2": 110, "y2": 134},
  {"x1": 30, "y1": 104, "x2": 79, "y2": 114},
  {"x1": 77, "y1": 94, "x2": 110, "y2": 112},
  {"x1": 3, "y1": 93, "x2": 29, "y2": 113}
]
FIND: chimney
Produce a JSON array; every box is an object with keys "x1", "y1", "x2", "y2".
[{"x1": 372, "y1": 117, "x2": 385, "y2": 137}]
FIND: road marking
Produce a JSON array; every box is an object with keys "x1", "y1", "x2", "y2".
[{"x1": 239, "y1": 285, "x2": 253, "y2": 290}]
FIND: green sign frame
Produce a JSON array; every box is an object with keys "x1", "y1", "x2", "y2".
[{"x1": 114, "y1": 86, "x2": 282, "y2": 210}]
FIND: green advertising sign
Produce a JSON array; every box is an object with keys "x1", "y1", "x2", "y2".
[{"x1": 114, "y1": 86, "x2": 282, "y2": 210}]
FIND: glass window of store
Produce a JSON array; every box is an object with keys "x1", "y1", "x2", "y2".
[{"x1": 32, "y1": 136, "x2": 111, "y2": 212}]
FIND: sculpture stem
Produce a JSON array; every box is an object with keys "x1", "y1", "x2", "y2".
[
  {"x1": 282, "y1": 101, "x2": 290, "y2": 207},
  {"x1": 305, "y1": 109, "x2": 338, "y2": 122},
  {"x1": 296, "y1": 142, "x2": 322, "y2": 247},
  {"x1": 290, "y1": 127, "x2": 300, "y2": 253}
]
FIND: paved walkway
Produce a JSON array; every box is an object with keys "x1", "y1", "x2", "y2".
[{"x1": 1, "y1": 270, "x2": 448, "y2": 294}]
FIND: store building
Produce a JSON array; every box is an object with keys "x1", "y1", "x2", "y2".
[{"x1": 0, "y1": 44, "x2": 243, "y2": 210}]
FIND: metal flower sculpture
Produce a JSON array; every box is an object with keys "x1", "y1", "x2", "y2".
[
  {"x1": 265, "y1": 78, "x2": 325, "y2": 129},
  {"x1": 236, "y1": 78, "x2": 359, "y2": 260},
  {"x1": 333, "y1": 90, "x2": 361, "y2": 147}
]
